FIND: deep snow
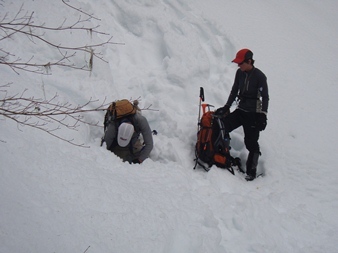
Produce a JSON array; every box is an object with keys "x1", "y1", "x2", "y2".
[{"x1": 1, "y1": 0, "x2": 337, "y2": 252}]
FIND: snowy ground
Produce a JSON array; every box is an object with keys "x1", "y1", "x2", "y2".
[{"x1": 1, "y1": 0, "x2": 337, "y2": 252}]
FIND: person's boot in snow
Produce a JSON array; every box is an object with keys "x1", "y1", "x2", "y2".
[{"x1": 245, "y1": 152, "x2": 260, "y2": 181}]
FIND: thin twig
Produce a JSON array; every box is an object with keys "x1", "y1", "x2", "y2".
[{"x1": 83, "y1": 246, "x2": 91, "y2": 253}]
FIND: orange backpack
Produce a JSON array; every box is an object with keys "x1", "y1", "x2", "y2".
[
  {"x1": 194, "y1": 108, "x2": 235, "y2": 173},
  {"x1": 195, "y1": 102, "x2": 247, "y2": 176},
  {"x1": 193, "y1": 88, "x2": 241, "y2": 173}
]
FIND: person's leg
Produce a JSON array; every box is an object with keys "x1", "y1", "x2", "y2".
[
  {"x1": 242, "y1": 112, "x2": 260, "y2": 179},
  {"x1": 112, "y1": 146, "x2": 133, "y2": 163},
  {"x1": 245, "y1": 152, "x2": 260, "y2": 180},
  {"x1": 222, "y1": 109, "x2": 242, "y2": 133}
]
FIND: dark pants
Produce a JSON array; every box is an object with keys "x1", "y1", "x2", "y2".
[
  {"x1": 222, "y1": 109, "x2": 260, "y2": 176},
  {"x1": 222, "y1": 109, "x2": 260, "y2": 153}
]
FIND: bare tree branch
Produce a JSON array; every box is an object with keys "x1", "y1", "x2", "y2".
[
  {"x1": 0, "y1": 3, "x2": 124, "y2": 75},
  {"x1": 1, "y1": 84, "x2": 110, "y2": 147},
  {"x1": 0, "y1": 2, "x2": 124, "y2": 146},
  {"x1": 62, "y1": 0, "x2": 100, "y2": 21},
  {"x1": 1, "y1": 83, "x2": 158, "y2": 147}
]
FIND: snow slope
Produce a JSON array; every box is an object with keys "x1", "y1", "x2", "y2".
[{"x1": 1, "y1": 0, "x2": 337, "y2": 252}]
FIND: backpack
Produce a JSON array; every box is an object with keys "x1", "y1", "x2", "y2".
[
  {"x1": 101, "y1": 99, "x2": 139, "y2": 146},
  {"x1": 193, "y1": 105, "x2": 240, "y2": 174},
  {"x1": 103, "y1": 99, "x2": 138, "y2": 131}
]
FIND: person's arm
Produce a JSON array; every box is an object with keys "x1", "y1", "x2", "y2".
[
  {"x1": 136, "y1": 114, "x2": 153, "y2": 162},
  {"x1": 104, "y1": 122, "x2": 117, "y2": 151},
  {"x1": 225, "y1": 69, "x2": 240, "y2": 107},
  {"x1": 259, "y1": 73, "x2": 269, "y2": 114}
]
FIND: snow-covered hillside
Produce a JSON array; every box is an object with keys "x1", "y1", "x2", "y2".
[{"x1": 1, "y1": 0, "x2": 337, "y2": 252}]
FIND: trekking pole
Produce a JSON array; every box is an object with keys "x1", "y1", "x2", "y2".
[{"x1": 198, "y1": 87, "x2": 205, "y2": 131}]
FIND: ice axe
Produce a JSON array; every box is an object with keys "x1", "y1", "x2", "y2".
[{"x1": 197, "y1": 87, "x2": 205, "y2": 131}]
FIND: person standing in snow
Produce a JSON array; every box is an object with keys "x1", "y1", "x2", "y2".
[
  {"x1": 216, "y1": 49, "x2": 269, "y2": 181},
  {"x1": 104, "y1": 110, "x2": 154, "y2": 164}
]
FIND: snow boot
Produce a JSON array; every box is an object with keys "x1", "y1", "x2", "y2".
[
  {"x1": 245, "y1": 175, "x2": 255, "y2": 181},
  {"x1": 245, "y1": 152, "x2": 260, "y2": 181}
]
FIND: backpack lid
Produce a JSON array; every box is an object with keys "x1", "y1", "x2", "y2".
[
  {"x1": 109, "y1": 99, "x2": 137, "y2": 120},
  {"x1": 117, "y1": 122, "x2": 134, "y2": 147}
]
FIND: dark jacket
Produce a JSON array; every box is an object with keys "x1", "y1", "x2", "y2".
[
  {"x1": 104, "y1": 112, "x2": 153, "y2": 162},
  {"x1": 226, "y1": 67, "x2": 269, "y2": 113}
]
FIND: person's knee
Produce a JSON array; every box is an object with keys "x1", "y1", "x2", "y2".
[{"x1": 244, "y1": 139, "x2": 260, "y2": 153}]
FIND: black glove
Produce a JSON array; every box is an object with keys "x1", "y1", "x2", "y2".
[
  {"x1": 256, "y1": 113, "x2": 267, "y2": 131},
  {"x1": 215, "y1": 105, "x2": 230, "y2": 117}
]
